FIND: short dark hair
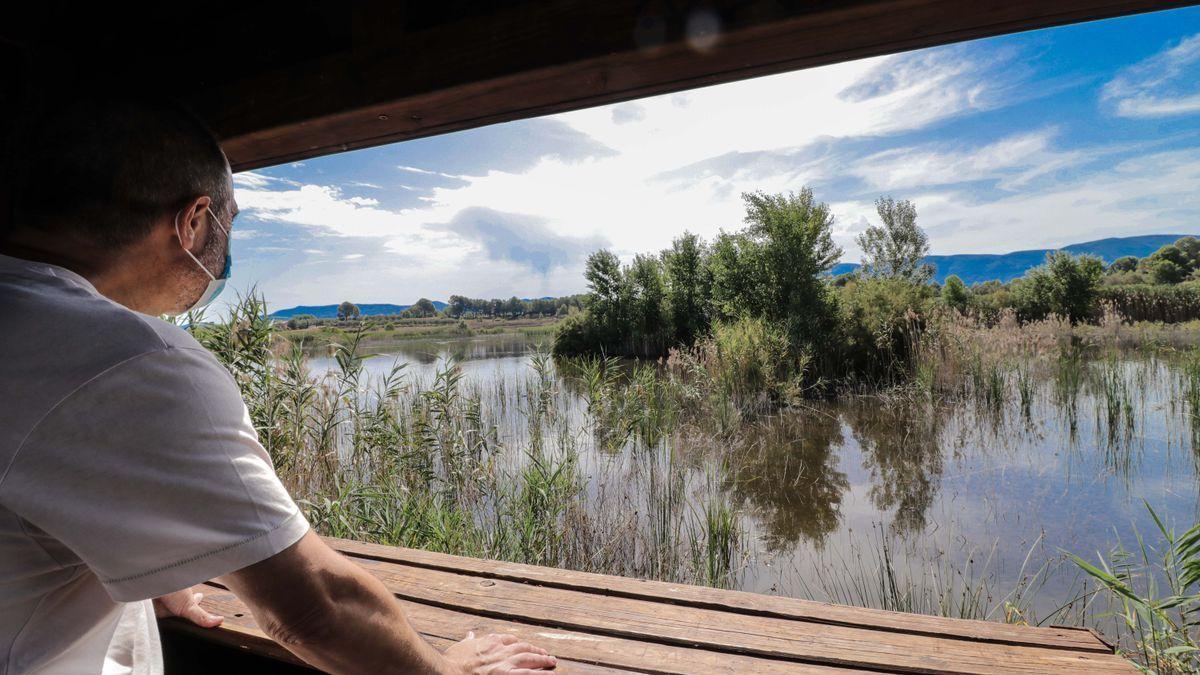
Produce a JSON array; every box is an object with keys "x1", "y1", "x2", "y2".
[{"x1": 11, "y1": 96, "x2": 230, "y2": 249}]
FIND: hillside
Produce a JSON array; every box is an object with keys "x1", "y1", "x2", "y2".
[
  {"x1": 830, "y1": 234, "x2": 1190, "y2": 284},
  {"x1": 270, "y1": 301, "x2": 448, "y2": 319}
]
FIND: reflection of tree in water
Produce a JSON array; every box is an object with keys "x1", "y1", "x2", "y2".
[
  {"x1": 847, "y1": 400, "x2": 946, "y2": 535},
  {"x1": 724, "y1": 410, "x2": 849, "y2": 552}
]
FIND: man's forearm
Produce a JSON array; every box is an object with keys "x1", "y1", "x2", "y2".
[
  {"x1": 266, "y1": 561, "x2": 454, "y2": 675},
  {"x1": 219, "y1": 532, "x2": 457, "y2": 675}
]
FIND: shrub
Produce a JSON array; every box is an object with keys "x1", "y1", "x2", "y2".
[
  {"x1": 940, "y1": 275, "x2": 971, "y2": 313},
  {"x1": 1099, "y1": 283, "x2": 1200, "y2": 323},
  {"x1": 1011, "y1": 252, "x2": 1104, "y2": 324},
  {"x1": 837, "y1": 277, "x2": 934, "y2": 383},
  {"x1": 552, "y1": 311, "x2": 602, "y2": 356},
  {"x1": 1109, "y1": 256, "x2": 1139, "y2": 273},
  {"x1": 693, "y1": 317, "x2": 797, "y2": 404},
  {"x1": 285, "y1": 313, "x2": 317, "y2": 329},
  {"x1": 1151, "y1": 258, "x2": 1187, "y2": 285}
]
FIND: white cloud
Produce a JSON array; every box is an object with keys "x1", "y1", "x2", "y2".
[
  {"x1": 850, "y1": 148, "x2": 1200, "y2": 255},
  {"x1": 234, "y1": 183, "x2": 472, "y2": 275},
  {"x1": 361, "y1": 48, "x2": 1019, "y2": 259},
  {"x1": 397, "y1": 165, "x2": 463, "y2": 179},
  {"x1": 849, "y1": 129, "x2": 1095, "y2": 191},
  {"x1": 1103, "y1": 33, "x2": 1200, "y2": 118},
  {"x1": 232, "y1": 172, "x2": 275, "y2": 188}
]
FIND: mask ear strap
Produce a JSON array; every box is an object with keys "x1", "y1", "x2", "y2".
[
  {"x1": 175, "y1": 208, "x2": 217, "y2": 282},
  {"x1": 207, "y1": 207, "x2": 229, "y2": 237}
]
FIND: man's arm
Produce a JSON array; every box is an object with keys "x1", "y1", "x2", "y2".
[{"x1": 217, "y1": 531, "x2": 557, "y2": 675}]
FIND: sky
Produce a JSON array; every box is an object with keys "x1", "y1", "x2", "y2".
[{"x1": 228, "y1": 6, "x2": 1200, "y2": 311}]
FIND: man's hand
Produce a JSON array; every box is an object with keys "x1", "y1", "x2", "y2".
[
  {"x1": 219, "y1": 532, "x2": 557, "y2": 674},
  {"x1": 443, "y1": 632, "x2": 557, "y2": 674},
  {"x1": 153, "y1": 588, "x2": 224, "y2": 628}
]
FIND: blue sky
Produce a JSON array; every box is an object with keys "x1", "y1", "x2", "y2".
[{"x1": 229, "y1": 6, "x2": 1200, "y2": 310}]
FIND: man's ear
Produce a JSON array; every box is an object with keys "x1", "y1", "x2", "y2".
[{"x1": 175, "y1": 195, "x2": 213, "y2": 252}]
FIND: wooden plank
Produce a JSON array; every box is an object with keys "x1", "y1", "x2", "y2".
[
  {"x1": 173, "y1": 583, "x2": 872, "y2": 675},
  {"x1": 194, "y1": 0, "x2": 1199, "y2": 171},
  {"x1": 328, "y1": 538, "x2": 1108, "y2": 654},
  {"x1": 307, "y1": 552, "x2": 1134, "y2": 674}
]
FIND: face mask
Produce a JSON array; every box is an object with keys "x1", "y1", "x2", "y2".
[{"x1": 176, "y1": 206, "x2": 232, "y2": 315}]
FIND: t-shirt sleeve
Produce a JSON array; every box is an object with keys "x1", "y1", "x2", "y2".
[{"x1": 0, "y1": 345, "x2": 310, "y2": 602}]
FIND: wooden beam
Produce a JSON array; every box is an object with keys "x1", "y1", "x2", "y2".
[{"x1": 188, "y1": 0, "x2": 1198, "y2": 171}]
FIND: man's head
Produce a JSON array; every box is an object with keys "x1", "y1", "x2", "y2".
[{"x1": 7, "y1": 96, "x2": 239, "y2": 316}]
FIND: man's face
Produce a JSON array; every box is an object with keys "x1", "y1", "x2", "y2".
[
  {"x1": 170, "y1": 173, "x2": 238, "y2": 316},
  {"x1": 193, "y1": 178, "x2": 238, "y2": 278}
]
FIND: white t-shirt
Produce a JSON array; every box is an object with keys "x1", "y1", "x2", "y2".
[{"x1": 0, "y1": 253, "x2": 310, "y2": 674}]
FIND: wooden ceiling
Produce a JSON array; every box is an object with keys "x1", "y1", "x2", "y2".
[{"x1": 2, "y1": 1, "x2": 1196, "y2": 172}]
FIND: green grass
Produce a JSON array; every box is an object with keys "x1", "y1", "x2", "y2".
[{"x1": 278, "y1": 316, "x2": 561, "y2": 347}]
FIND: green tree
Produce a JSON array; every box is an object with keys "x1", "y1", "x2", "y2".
[
  {"x1": 1146, "y1": 244, "x2": 1189, "y2": 273},
  {"x1": 856, "y1": 196, "x2": 932, "y2": 282},
  {"x1": 662, "y1": 232, "x2": 710, "y2": 346},
  {"x1": 1108, "y1": 256, "x2": 1138, "y2": 273},
  {"x1": 583, "y1": 249, "x2": 626, "y2": 341},
  {"x1": 710, "y1": 189, "x2": 842, "y2": 355},
  {"x1": 1013, "y1": 252, "x2": 1104, "y2": 324},
  {"x1": 1174, "y1": 236, "x2": 1200, "y2": 270},
  {"x1": 503, "y1": 296, "x2": 526, "y2": 318},
  {"x1": 336, "y1": 301, "x2": 361, "y2": 320},
  {"x1": 411, "y1": 298, "x2": 438, "y2": 317},
  {"x1": 285, "y1": 313, "x2": 317, "y2": 329},
  {"x1": 940, "y1": 275, "x2": 971, "y2": 313},
  {"x1": 628, "y1": 254, "x2": 669, "y2": 356},
  {"x1": 1151, "y1": 258, "x2": 1187, "y2": 284},
  {"x1": 447, "y1": 295, "x2": 468, "y2": 318}
]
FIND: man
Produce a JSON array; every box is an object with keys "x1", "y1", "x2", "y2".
[{"x1": 0, "y1": 97, "x2": 556, "y2": 675}]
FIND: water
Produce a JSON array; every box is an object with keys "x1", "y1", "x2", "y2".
[
  {"x1": 308, "y1": 333, "x2": 1200, "y2": 623},
  {"x1": 306, "y1": 333, "x2": 541, "y2": 382}
]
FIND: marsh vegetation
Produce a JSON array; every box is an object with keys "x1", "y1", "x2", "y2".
[{"x1": 193, "y1": 189, "x2": 1200, "y2": 672}]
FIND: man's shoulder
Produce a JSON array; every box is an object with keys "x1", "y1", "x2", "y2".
[
  {"x1": 0, "y1": 268, "x2": 217, "y2": 423},
  {"x1": 6, "y1": 277, "x2": 204, "y2": 356}
]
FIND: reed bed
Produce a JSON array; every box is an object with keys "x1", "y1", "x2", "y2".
[{"x1": 189, "y1": 295, "x2": 1200, "y2": 670}]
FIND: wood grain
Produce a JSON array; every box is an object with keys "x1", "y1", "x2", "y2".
[
  {"x1": 329, "y1": 537, "x2": 1108, "y2": 654},
  {"x1": 164, "y1": 533, "x2": 1136, "y2": 673},
  {"x1": 197, "y1": 0, "x2": 1198, "y2": 170},
  {"x1": 320, "y1": 552, "x2": 1133, "y2": 674},
  {"x1": 173, "y1": 583, "x2": 875, "y2": 674}
]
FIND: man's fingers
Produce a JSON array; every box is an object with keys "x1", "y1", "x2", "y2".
[
  {"x1": 504, "y1": 642, "x2": 548, "y2": 657},
  {"x1": 507, "y1": 652, "x2": 557, "y2": 670},
  {"x1": 181, "y1": 594, "x2": 223, "y2": 628},
  {"x1": 492, "y1": 633, "x2": 521, "y2": 645}
]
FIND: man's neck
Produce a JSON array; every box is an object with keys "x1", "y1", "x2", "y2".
[{"x1": 0, "y1": 234, "x2": 163, "y2": 314}]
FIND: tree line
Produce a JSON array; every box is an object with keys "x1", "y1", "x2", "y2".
[
  {"x1": 445, "y1": 295, "x2": 584, "y2": 319},
  {"x1": 553, "y1": 186, "x2": 1200, "y2": 393},
  {"x1": 284, "y1": 295, "x2": 587, "y2": 329}
]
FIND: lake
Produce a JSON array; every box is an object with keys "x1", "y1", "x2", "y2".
[{"x1": 305, "y1": 332, "x2": 1200, "y2": 625}]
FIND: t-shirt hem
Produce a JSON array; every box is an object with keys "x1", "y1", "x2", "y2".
[{"x1": 101, "y1": 510, "x2": 310, "y2": 602}]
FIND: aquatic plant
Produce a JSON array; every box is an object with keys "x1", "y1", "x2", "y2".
[{"x1": 1071, "y1": 504, "x2": 1200, "y2": 674}]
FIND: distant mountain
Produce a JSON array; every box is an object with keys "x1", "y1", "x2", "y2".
[
  {"x1": 830, "y1": 234, "x2": 1191, "y2": 284},
  {"x1": 270, "y1": 301, "x2": 448, "y2": 319}
]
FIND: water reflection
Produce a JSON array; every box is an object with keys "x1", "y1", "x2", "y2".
[
  {"x1": 847, "y1": 399, "x2": 945, "y2": 535},
  {"x1": 300, "y1": 333, "x2": 1200, "y2": 623},
  {"x1": 724, "y1": 411, "x2": 848, "y2": 551}
]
